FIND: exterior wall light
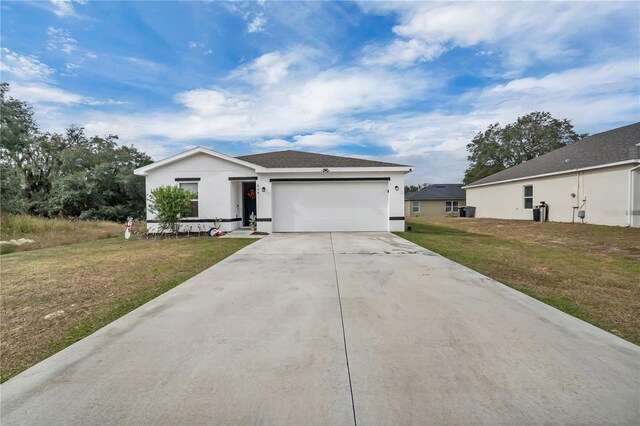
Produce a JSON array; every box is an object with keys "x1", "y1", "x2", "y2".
[
  {"x1": 322, "y1": 168, "x2": 330, "y2": 173},
  {"x1": 261, "y1": 187, "x2": 266, "y2": 193},
  {"x1": 395, "y1": 186, "x2": 400, "y2": 191}
]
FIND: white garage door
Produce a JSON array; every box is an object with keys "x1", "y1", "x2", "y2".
[{"x1": 272, "y1": 180, "x2": 389, "y2": 232}]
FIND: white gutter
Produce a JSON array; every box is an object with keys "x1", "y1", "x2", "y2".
[
  {"x1": 628, "y1": 164, "x2": 640, "y2": 227},
  {"x1": 258, "y1": 166, "x2": 412, "y2": 174},
  {"x1": 463, "y1": 159, "x2": 640, "y2": 189}
]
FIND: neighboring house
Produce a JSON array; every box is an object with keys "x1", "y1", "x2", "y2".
[
  {"x1": 134, "y1": 147, "x2": 411, "y2": 232},
  {"x1": 464, "y1": 122, "x2": 640, "y2": 227},
  {"x1": 405, "y1": 184, "x2": 466, "y2": 217}
]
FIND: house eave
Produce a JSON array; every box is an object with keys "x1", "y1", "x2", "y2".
[{"x1": 462, "y1": 159, "x2": 640, "y2": 189}]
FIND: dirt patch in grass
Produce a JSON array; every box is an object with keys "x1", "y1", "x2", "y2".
[
  {"x1": 0, "y1": 214, "x2": 128, "y2": 254},
  {"x1": 0, "y1": 236, "x2": 254, "y2": 381},
  {"x1": 398, "y1": 219, "x2": 640, "y2": 345}
]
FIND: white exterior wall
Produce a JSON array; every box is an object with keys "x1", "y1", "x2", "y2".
[
  {"x1": 632, "y1": 168, "x2": 640, "y2": 227},
  {"x1": 466, "y1": 164, "x2": 638, "y2": 227},
  {"x1": 580, "y1": 166, "x2": 630, "y2": 226},
  {"x1": 144, "y1": 153, "x2": 255, "y2": 232},
  {"x1": 255, "y1": 170, "x2": 406, "y2": 233}
]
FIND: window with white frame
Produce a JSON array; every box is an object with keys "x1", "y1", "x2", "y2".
[
  {"x1": 179, "y1": 182, "x2": 199, "y2": 217},
  {"x1": 523, "y1": 185, "x2": 533, "y2": 209},
  {"x1": 412, "y1": 201, "x2": 420, "y2": 213},
  {"x1": 445, "y1": 201, "x2": 459, "y2": 212}
]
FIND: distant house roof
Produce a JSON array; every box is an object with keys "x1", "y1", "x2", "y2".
[
  {"x1": 236, "y1": 150, "x2": 408, "y2": 168},
  {"x1": 405, "y1": 184, "x2": 466, "y2": 201},
  {"x1": 465, "y1": 122, "x2": 640, "y2": 188}
]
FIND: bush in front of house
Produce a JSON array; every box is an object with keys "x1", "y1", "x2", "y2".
[{"x1": 148, "y1": 185, "x2": 195, "y2": 238}]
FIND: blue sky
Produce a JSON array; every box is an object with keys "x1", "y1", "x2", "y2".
[{"x1": 1, "y1": 1, "x2": 639, "y2": 184}]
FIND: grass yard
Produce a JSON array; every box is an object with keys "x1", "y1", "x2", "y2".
[
  {"x1": 1, "y1": 236, "x2": 254, "y2": 382},
  {"x1": 398, "y1": 217, "x2": 640, "y2": 345},
  {"x1": 0, "y1": 214, "x2": 127, "y2": 254}
]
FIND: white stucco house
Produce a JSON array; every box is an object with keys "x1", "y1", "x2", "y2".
[
  {"x1": 134, "y1": 148, "x2": 412, "y2": 233},
  {"x1": 464, "y1": 122, "x2": 640, "y2": 227}
]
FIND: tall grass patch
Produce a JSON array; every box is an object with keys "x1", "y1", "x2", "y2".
[{"x1": 0, "y1": 214, "x2": 126, "y2": 253}]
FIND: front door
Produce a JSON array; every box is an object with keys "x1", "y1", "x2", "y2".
[{"x1": 242, "y1": 182, "x2": 257, "y2": 227}]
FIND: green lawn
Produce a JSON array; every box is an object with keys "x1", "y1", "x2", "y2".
[
  {"x1": 1, "y1": 236, "x2": 254, "y2": 382},
  {"x1": 397, "y1": 218, "x2": 640, "y2": 345}
]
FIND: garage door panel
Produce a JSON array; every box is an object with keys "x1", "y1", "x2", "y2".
[{"x1": 273, "y1": 182, "x2": 388, "y2": 232}]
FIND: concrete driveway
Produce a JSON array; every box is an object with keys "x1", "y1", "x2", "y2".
[{"x1": 2, "y1": 233, "x2": 638, "y2": 425}]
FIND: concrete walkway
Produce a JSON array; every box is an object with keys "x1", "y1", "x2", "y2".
[{"x1": 2, "y1": 233, "x2": 638, "y2": 425}]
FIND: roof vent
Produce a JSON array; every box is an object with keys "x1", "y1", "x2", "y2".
[{"x1": 564, "y1": 158, "x2": 571, "y2": 164}]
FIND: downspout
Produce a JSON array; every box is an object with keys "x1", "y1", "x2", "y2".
[
  {"x1": 574, "y1": 171, "x2": 580, "y2": 223},
  {"x1": 628, "y1": 164, "x2": 640, "y2": 227}
]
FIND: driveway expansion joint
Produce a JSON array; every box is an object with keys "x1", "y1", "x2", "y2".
[{"x1": 330, "y1": 232, "x2": 358, "y2": 426}]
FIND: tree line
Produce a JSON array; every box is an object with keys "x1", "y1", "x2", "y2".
[{"x1": 1, "y1": 83, "x2": 152, "y2": 221}]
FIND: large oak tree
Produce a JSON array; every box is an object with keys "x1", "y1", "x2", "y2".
[{"x1": 463, "y1": 112, "x2": 587, "y2": 184}]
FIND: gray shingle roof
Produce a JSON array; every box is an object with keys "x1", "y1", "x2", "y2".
[
  {"x1": 236, "y1": 150, "x2": 408, "y2": 168},
  {"x1": 466, "y1": 122, "x2": 640, "y2": 187},
  {"x1": 405, "y1": 184, "x2": 466, "y2": 201}
]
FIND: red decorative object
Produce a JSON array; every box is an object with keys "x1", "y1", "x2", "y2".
[{"x1": 247, "y1": 188, "x2": 256, "y2": 200}]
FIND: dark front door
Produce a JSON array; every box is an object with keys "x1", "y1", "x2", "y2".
[{"x1": 242, "y1": 182, "x2": 257, "y2": 227}]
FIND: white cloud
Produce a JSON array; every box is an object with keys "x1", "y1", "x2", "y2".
[
  {"x1": 8, "y1": 83, "x2": 85, "y2": 104},
  {"x1": 47, "y1": 0, "x2": 88, "y2": 18},
  {"x1": 0, "y1": 48, "x2": 55, "y2": 81},
  {"x1": 61, "y1": 62, "x2": 81, "y2": 76},
  {"x1": 174, "y1": 88, "x2": 249, "y2": 115},
  {"x1": 486, "y1": 60, "x2": 639, "y2": 96},
  {"x1": 472, "y1": 59, "x2": 640, "y2": 129},
  {"x1": 231, "y1": 51, "x2": 296, "y2": 86},
  {"x1": 255, "y1": 138, "x2": 291, "y2": 149},
  {"x1": 126, "y1": 56, "x2": 161, "y2": 69},
  {"x1": 50, "y1": 0, "x2": 75, "y2": 17},
  {"x1": 8, "y1": 82, "x2": 127, "y2": 106},
  {"x1": 362, "y1": 39, "x2": 446, "y2": 68},
  {"x1": 247, "y1": 14, "x2": 267, "y2": 33},
  {"x1": 360, "y1": 2, "x2": 635, "y2": 70},
  {"x1": 47, "y1": 26, "x2": 77, "y2": 54},
  {"x1": 254, "y1": 132, "x2": 349, "y2": 150},
  {"x1": 291, "y1": 131, "x2": 345, "y2": 148},
  {"x1": 86, "y1": 52, "x2": 97, "y2": 59},
  {"x1": 289, "y1": 67, "x2": 425, "y2": 118}
]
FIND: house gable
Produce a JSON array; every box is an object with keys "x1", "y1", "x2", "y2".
[{"x1": 134, "y1": 146, "x2": 261, "y2": 176}]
